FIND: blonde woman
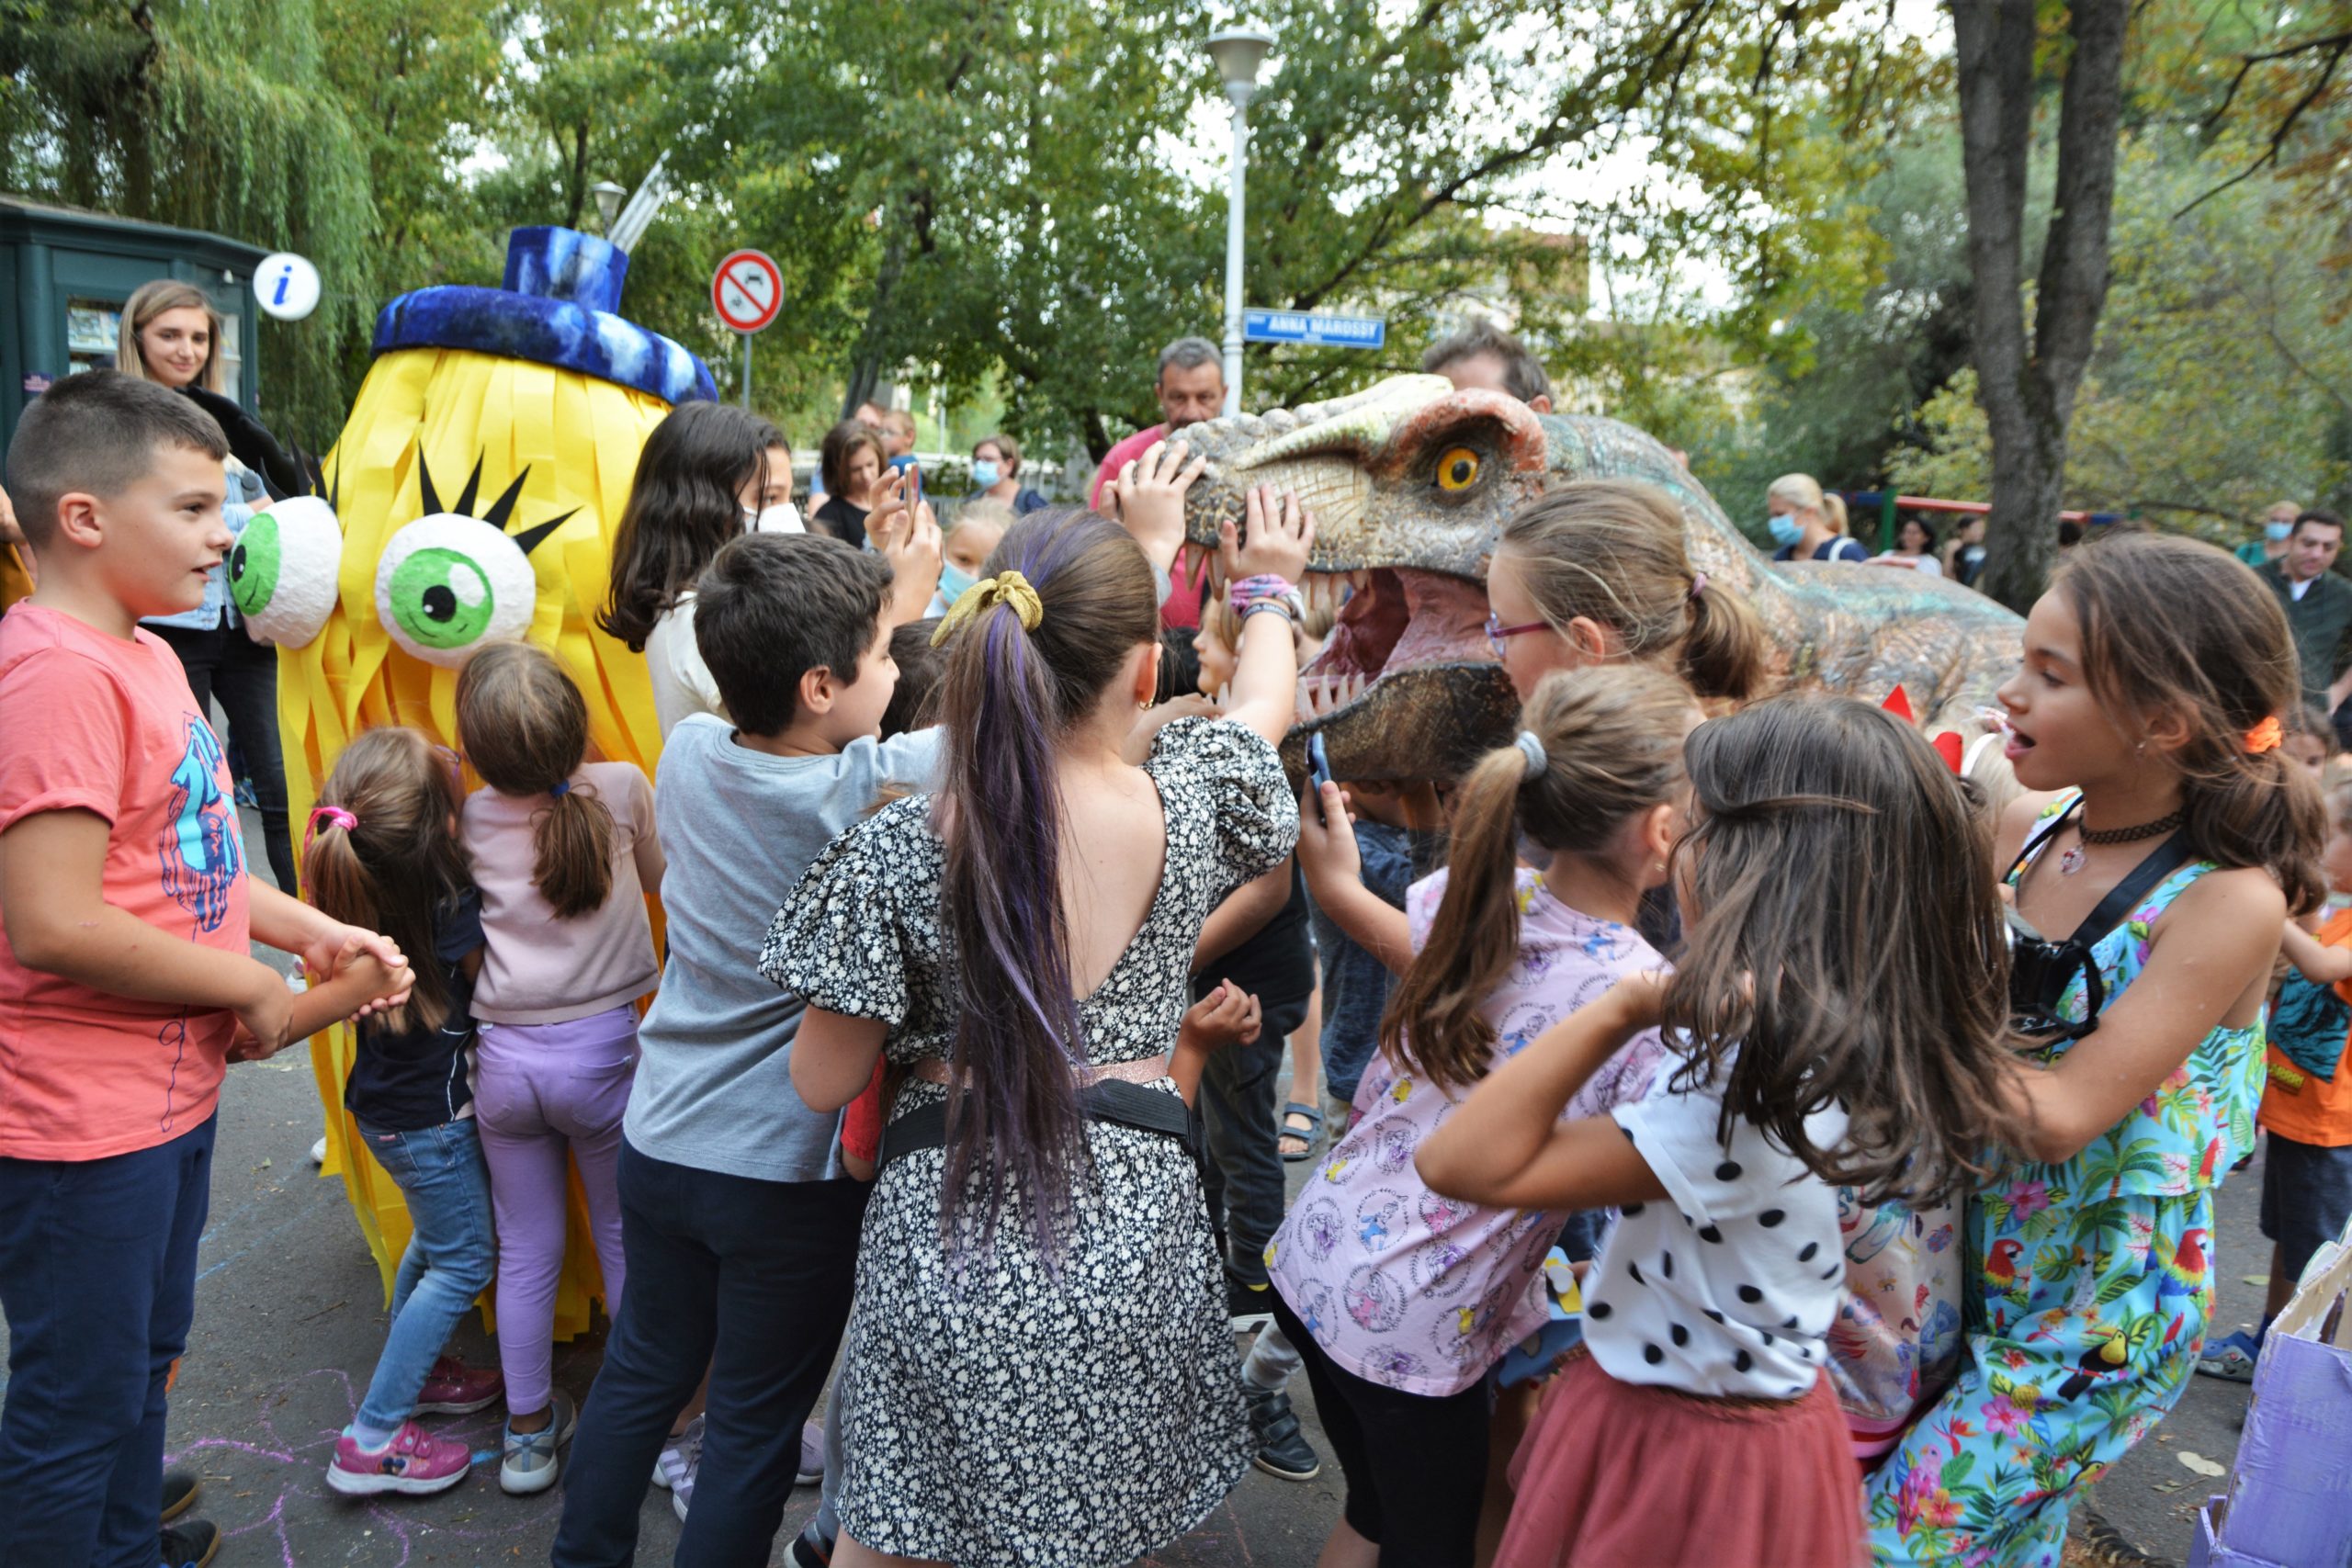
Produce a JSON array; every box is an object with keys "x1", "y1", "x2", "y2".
[
  {"x1": 119, "y1": 282, "x2": 302, "y2": 891},
  {"x1": 116, "y1": 279, "x2": 300, "y2": 496},
  {"x1": 1765, "y1": 473, "x2": 1869, "y2": 564}
]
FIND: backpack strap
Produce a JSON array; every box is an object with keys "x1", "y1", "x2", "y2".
[{"x1": 2062, "y1": 834, "x2": 2197, "y2": 951}]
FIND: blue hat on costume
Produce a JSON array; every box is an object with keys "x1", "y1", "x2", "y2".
[{"x1": 369, "y1": 226, "x2": 718, "y2": 406}]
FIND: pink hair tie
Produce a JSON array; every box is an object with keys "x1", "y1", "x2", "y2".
[
  {"x1": 1690, "y1": 571, "x2": 1708, "y2": 600},
  {"x1": 306, "y1": 805, "x2": 356, "y2": 844}
]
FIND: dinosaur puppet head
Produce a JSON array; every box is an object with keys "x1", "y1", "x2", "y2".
[
  {"x1": 1176, "y1": 373, "x2": 2023, "y2": 783},
  {"x1": 1175, "y1": 374, "x2": 1575, "y2": 781}
]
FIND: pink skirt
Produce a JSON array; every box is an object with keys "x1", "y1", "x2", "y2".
[{"x1": 1498, "y1": 1353, "x2": 1865, "y2": 1568}]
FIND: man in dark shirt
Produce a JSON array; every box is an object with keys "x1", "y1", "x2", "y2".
[{"x1": 2260, "y1": 511, "x2": 2352, "y2": 715}]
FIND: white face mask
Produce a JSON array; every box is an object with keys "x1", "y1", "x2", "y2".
[{"x1": 745, "y1": 502, "x2": 805, "y2": 535}]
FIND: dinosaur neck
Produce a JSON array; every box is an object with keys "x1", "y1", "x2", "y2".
[{"x1": 1535, "y1": 415, "x2": 1799, "y2": 615}]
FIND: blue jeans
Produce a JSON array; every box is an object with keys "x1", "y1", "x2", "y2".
[
  {"x1": 553, "y1": 1140, "x2": 868, "y2": 1568},
  {"x1": 0, "y1": 1113, "x2": 216, "y2": 1568},
  {"x1": 351, "y1": 1116, "x2": 497, "y2": 1432}
]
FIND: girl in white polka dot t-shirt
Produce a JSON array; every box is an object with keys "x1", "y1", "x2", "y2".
[
  {"x1": 1286, "y1": 665, "x2": 1696, "y2": 1568},
  {"x1": 1420, "y1": 694, "x2": 2018, "y2": 1568}
]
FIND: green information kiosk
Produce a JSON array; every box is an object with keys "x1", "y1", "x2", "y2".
[{"x1": 0, "y1": 194, "x2": 268, "y2": 450}]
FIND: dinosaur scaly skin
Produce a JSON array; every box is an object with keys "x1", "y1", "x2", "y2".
[{"x1": 1174, "y1": 375, "x2": 2025, "y2": 781}]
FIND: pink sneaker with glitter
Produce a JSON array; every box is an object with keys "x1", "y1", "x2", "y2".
[
  {"x1": 415, "y1": 1355, "x2": 504, "y2": 1416},
  {"x1": 325, "y1": 1421, "x2": 472, "y2": 1495}
]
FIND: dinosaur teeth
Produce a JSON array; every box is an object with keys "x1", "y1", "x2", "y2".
[
  {"x1": 1294, "y1": 679, "x2": 1313, "y2": 724},
  {"x1": 1349, "y1": 569, "x2": 1370, "y2": 593}
]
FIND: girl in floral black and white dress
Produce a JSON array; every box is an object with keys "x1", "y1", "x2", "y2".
[{"x1": 769, "y1": 473, "x2": 1316, "y2": 1566}]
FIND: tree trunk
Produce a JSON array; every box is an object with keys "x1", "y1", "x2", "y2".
[
  {"x1": 842, "y1": 225, "x2": 909, "y2": 421},
  {"x1": 1956, "y1": 0, "x2": 2129, "y2": 613}
]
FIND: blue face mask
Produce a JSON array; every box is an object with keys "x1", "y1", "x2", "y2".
[
  {"x1": 937, "y1": 561, "x2": 978, "y2": 604},
  {"x1": 969, "y1": 459, "x2": 1001, "y2": 491},
  {"x1": 2267, "y1": 521, "x2": 2295, "y2": 542},
  {"x1": 1767, "y1": 513, "x2": 1805, "y2": 548}
]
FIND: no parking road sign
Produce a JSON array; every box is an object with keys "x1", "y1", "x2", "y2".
[
  {"x1": 713, "y1": 248, "x2": 783, "y2": 408},
  {"x1": 712, "y1": 249, "x2": 783, "y2": 334}
]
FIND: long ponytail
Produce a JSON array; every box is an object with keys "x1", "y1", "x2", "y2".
[
  {"x1": 933, "y1": 510, "x2": 1161, "y2": 1246},
  {"x1": 1381, "y1": 665, "x2": 1693, "y2": 1094},
  {"x1": 455, "y1": 641, "x2": 616, "y2": 919}
]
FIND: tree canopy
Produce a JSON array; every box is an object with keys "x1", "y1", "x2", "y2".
[{"x1": 4, "y1": 0, "x2": 2347, "y2": 558}]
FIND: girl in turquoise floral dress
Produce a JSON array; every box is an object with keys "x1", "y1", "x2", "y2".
[{"x1": 1868, "y1": 533, "x2": 2325, "y2": 1566}]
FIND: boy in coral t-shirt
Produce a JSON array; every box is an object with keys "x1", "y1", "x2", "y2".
[
  {"x1": 2199, "y1": 789, "x2": 2352, "y2": 1382},
  {"x1": 0, "y1": 372, "x2": 408, "y2": 1567}
]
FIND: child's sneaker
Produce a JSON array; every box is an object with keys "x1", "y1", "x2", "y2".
[
  {"x1": 651, "y1": 1413, "x2": 702, "y2": 1490},
  {"x1": 160, "y1": 1463, "x2": 201, "y2": 1522},
  {"x1": 161, "y1": 1517, "x2": 221, "y2": 1568},
  {"x1": 326, "y1": 1421, "x2": 472, "y2": 1496},
  {"x1": 2196, "y1": 1328, "x2": 2263, "y2": 1382},
  {"x1": 797, "y1": 1417, "x2": 824, "y2": 1486},
  {"x1": 415, "y1": 1355, "x2": 504, "y2": 1415},
  {"x1": 501, "y1": 1391, "x2": 576, "y2": 1495}
]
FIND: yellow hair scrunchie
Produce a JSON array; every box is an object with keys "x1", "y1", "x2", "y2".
[{"x1": 930, "y1": 569, "x2": 1045, "y2": 647}]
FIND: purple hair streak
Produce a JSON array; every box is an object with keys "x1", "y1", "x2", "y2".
[{"x1": 931, "y1": 511, "x2": 1160, "y2": 1251}]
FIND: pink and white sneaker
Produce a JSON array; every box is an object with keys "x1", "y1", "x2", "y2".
[
  {"x1": 415, "y1": 1356, "x2": 504, "y2": 1416},
  {"x1": 326, "y1": 1421, "x2": 472, "y2": 1496}
]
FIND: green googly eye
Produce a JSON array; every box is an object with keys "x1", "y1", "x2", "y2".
[
  {"x1": 229, "y1": 514, "x2": 281, "y2": 618},
  {"x1": 389, "y1": 547, "x2": 495, "y2": 648},
  {"x1": 373, "y1": 513, "x2": 538, "y2": 669},
  {"x1": 230, "y1": 496, "x2": 342, "y2": 647}
]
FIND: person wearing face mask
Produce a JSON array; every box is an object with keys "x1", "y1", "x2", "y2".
[
  {"x1": 1765, "y1": 473, "x2": 1870, "y2": 564},
  {"x1": 2238, "y1": 501, "x2": 2303, "y2": 568},
  {"x1": 966, "y1": 434, "x2": 1051, "y2": 516},
  {"x1": 600, "y1": 403, "x2": 810, "y2": 738},
  {"x1": 926, "y1": 500, "x2": 1013, "y2": 616}
]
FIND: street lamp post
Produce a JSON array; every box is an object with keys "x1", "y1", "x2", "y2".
[
  {"x1": 589, "y1": 180, "x2": 628, "y2": 235},
  {"x1": 1205, "y1": 26, "x2": 1274, "y2": 417}
]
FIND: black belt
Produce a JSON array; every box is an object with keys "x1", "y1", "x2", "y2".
[{"x1": 879, "y1": 1078, "x2": 1197, "y2": 1169}]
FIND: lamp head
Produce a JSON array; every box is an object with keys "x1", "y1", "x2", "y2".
[
  {"x1": 1205, "y1": 26, "x2": 1275, "y2": 107},
  {"x1": 590, "y1": 180, "x2": 628, "y2": 231}
]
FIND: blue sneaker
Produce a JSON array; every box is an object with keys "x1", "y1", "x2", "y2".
[
  {"x1": 2196, "y1": 1328, "x2": 2262, "y2": 1382},
  {"x1": 500, "y1": 1391, "x2": 576, "y2": 1495},
  {"x1": 233, "y1": 777, "x2": 259, "y2": 809}
]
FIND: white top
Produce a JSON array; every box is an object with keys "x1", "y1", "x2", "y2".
[
  {"x1": 1871, "y1": 551, "x2": 1943, "y2": 577},
  {"x1": 646, "y1": 595, "x2": 729, "y2": 739},
  {"x1": 1586, "y1": 1055, "x2": 1849, "y2": 1400}
]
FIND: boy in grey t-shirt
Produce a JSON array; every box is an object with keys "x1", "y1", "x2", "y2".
[{"x1": 553, "y1": 529, "x2": 939, "y2": 1564}]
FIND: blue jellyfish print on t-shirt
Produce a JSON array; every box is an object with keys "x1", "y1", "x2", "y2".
[{"x1": 161, "y1": 716, "x2": 242, "y2": 931}]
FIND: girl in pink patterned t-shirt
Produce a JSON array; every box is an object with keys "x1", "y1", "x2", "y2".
[{"x1": 1282, "y1": 666, "x2": 1696, "y2": 1566}]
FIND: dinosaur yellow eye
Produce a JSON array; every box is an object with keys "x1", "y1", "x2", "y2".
[{"x1": 1436, "y1": 447, "x2": 1481, "y2": 492}]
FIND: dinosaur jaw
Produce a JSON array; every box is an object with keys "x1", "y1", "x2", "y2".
[{"x1": 1283, "y1": 568, "x2": 1520, "y2": 783}]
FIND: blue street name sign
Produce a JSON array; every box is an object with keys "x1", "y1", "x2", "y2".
[{"x1": 1243, "y1": 309, "x2": 1386, "y2": 349}]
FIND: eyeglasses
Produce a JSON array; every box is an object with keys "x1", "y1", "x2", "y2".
[{"x1": 1485, "y1": 612, "x2": 1549, "y2": 661}]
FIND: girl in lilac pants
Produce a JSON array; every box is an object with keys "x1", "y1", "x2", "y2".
[
  {"x1": 456, "y1": 642, "x2": 667, "y2": 1494},
  {"x1": 474, "y1": 1008, "x2": 638, "y2": 1412}
]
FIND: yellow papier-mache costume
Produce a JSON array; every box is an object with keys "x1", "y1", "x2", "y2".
[{"x1": 238, "y1": 226, "x2": 717, "y2": 1336}]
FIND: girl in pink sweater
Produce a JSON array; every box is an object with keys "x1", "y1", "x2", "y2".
[{"x1": 455, "y1": 642, "x2": 666, "y2": 1495}]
